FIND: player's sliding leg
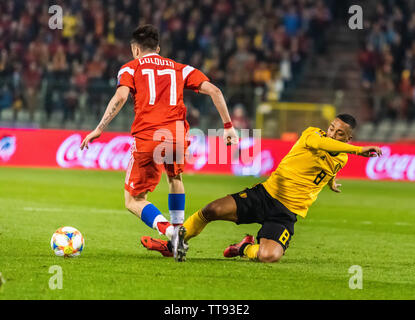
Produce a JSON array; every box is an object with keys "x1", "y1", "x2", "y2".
[
  {"x1": 225, "y1": 237, "x2": 283, "y2": 263},
  {"x1": 187, "y1": 185, "x2": 291, "y2": 263},
  {"x1": 183, "y1": 195, "x2": 238, "y2": 242},
  {"x1": 124, "y1": 190, "x2": 174, "y2": 240},
  {"x1": 224, "y1": 219, "x2": 290, "y2": 263}
]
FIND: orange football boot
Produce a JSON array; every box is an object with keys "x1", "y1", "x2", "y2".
[{"x1": 141, "y1": 236, "x2": 173, "y2": 257}]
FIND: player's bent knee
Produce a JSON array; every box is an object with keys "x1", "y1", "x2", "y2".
[
  {"x1": 258, "y1": 251, "x2": 282, "y2": 263},
  {"x1": 258, "y1": 245, "x2": 284, "y2": 263},
  {"x1": 124, "y1": 192, "x2": 146, "y2": 211},
  {"x1": 168, "y1": 174, "x2": 182, "y2": 182}
]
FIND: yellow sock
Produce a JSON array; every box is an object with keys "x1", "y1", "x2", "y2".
[
  {"x1": 243, "y1": 244, "x2": 259, "y2": 260},
  {"x1": 183, "y1": 209, "x2": 209, "y2": 242}
]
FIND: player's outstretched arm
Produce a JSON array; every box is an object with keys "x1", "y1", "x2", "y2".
[
  {"x1": 359, "y1": 146, "x2": 383, "y2": 157},
  {"x1": 80, "y1": 86, "x2": 130, "y2": 150},
  {"x1": 306, "y1": 132, "x2": 364, "y2": 155},
  {"x1": 306, "y1": 133, "x2": 383, "y2": 157},
  {"x1": 198, "y1": 81, "x2": 238, "y2": 145}
]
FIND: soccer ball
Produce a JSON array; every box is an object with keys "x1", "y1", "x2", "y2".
[{"x1": 50, "y1": 226, "x2": 85, "y2": 257}]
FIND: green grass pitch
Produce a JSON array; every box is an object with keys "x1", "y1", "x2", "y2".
[{"x1": 0, "y1": 167, "x2": 414, "y2": 300}]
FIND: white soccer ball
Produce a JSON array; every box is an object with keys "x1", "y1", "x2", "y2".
[{"x1": 50, "y1": 226, "x2": 85, "y2": 257}]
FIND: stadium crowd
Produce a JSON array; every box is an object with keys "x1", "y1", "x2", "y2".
[
  {"x1": 0, "y1": 0, "x2": 332, "y2": 129},
  {"x1": 359, "y1": 0, "x2": 415, "y2": 123}
]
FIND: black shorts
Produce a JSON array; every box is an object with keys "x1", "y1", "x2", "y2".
[{"x1": 230, "y1": 183, "x2": 297, "y2": 251}]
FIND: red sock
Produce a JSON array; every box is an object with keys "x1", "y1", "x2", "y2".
[{"x1": 156, "y1": 221, "x2": 171, "y2": 235}]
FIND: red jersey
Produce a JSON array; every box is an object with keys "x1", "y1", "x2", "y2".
[{"x1": 117, "y1": 53, "x2": 209, "y2": 149}]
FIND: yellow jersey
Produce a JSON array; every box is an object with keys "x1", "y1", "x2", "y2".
[{"x1": 262, "y1": 127, "x2": 363, "y2": 218}]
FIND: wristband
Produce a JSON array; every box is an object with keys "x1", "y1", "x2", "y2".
[{"x1": 224, "y1": 122, "x2": 233, "y2": 129}]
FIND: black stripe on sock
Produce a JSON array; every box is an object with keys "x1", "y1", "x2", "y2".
[
  {"x1": 198, "y1": 210, "x2": 209, "y2": 223},
  {"x1": 239, "y1": 243, "x2": 250, "y2": 256}
]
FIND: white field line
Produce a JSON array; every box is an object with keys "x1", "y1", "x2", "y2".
[{"x1": 23, "y1": 207, "x2": 126, "y2": 214}]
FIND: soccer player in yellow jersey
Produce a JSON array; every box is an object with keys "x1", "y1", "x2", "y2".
[{"x1": 141, "y1": 114, "x2": 382, "y2": 262}]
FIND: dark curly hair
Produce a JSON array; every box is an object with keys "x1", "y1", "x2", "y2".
[{"x1": 131, "y1": 24, "x2": 159, "y2": 51}]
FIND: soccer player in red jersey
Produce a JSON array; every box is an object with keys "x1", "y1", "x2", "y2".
[{"x1": 80, "y1": 25, "x2": 238, "y2": 261}]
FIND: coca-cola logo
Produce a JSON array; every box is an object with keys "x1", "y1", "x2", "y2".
[
  {"x1": 56, "y1": 134, "x2": 133, "y2": 170},
  {"x1": 366, "y1": 146, "x2": 415, "y2": 181},
  {"x1": 0, "y1": 135, "x2": 16, "y2": 162}
]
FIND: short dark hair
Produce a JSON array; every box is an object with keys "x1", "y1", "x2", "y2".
[
  {"x1": 131, "y1": 24, "x2": 159, "y2": 51},
  {"x1": 336, "y1": 114, "x2": 357, "y2": 129}
]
